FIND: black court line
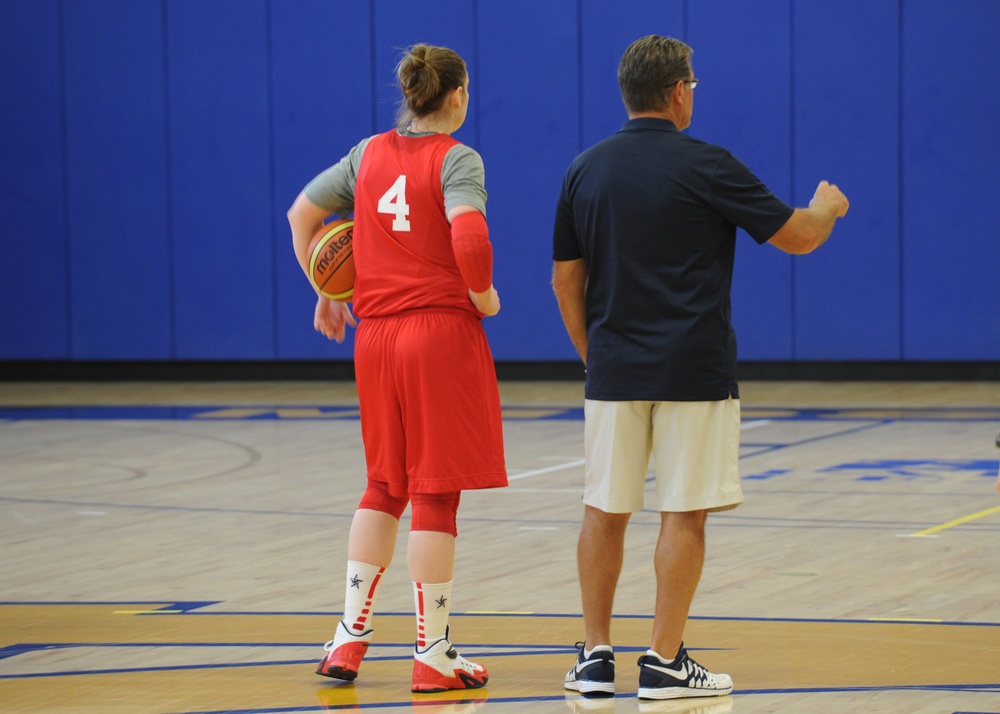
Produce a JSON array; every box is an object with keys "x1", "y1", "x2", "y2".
[{"x1": 3, "y1": 495, "x2": 994, "y2": 532}]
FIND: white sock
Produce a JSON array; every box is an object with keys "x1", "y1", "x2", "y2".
[
  {"x1": 342, "y1": 560, "x2": 385, "y2": 634},
  {"x1": 413, "y1": 580, "x2": 453, "y2": 649}
]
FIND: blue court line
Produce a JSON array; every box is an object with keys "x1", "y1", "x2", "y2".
[
  {"x1": 0, "y1": 648, "x2": 572, "y2": 680},
  {"x1": 3, "y1": 602, "x2": 996, "y2": 627},
  {"x1": 0, "y1": 406, "x2": 364, "y2": 421},
  {"x1": 734, "y1": 684, "x2": 1000, "y2": 695},
  {"x1": 98, "y1": 605, "x2": 987, "y2": 629},
  {"x1": 167, "y1": 686, "x2": 1000, "y2": 714},
  {"x1": 11, "y1": 651, "x2": 991, "y2": 689},
  {"x1": 747, "y1": 407, "x2": 1000, "y2": 422},
  {"x1": 0, "y1": 642, "x2": 591, "y2": 652},
  {"x1": 172, "y1": 698, "x2": 495, "y2": 714},
  {"x1": 4, "y1": 645, "x2": 735, "y2": 682},
  {"x1": 2, "y1": 405, "x2": 999, "y2": 422},
  {"x1": 737, "y1": 419, "x2": 894, "y2": 459},
  {"x1": 0, "y1": 600, "x2": 222, "y2": 607},
  {"x1": 0, "y1": 642, "x2": 735, "y2": 682},
  {"x1": 684, "y1": 614, "x2": 1000, "y2": 627}
]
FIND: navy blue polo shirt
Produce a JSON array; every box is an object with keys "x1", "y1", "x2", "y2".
[{"x1": 552, "y1": 117, "x2": 794, "y2": 401}]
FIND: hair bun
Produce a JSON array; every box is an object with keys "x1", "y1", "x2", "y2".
[{"x1": 394, "y1": 44, "x2": 467, "y2": 126}]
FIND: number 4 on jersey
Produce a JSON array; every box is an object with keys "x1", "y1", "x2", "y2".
[{"x1": 378, "y1": 175, "x2": 411, "y2": 231}]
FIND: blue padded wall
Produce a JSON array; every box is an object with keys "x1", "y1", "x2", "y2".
[
  {"x1": 793, "y1": 1, "x2": 901, "y2": 359},
  {"x1": 0, "y1": 0, "x2": 68, "y2": 358},
  {"x1": 373, "y1": 0, "x2": 477, "y2": 144},
  {"x1": 271, "y1": 1, "x2": 376, "y2": 360},
  {"x1": 1, "y1": 0, "x2": 998, "y2": 364},
  {"x1": 477, "y1": 0, "x2": 579, "y2": 360},
  {"x1": 902, "y1": 0, "x2": 1000, "y2": 359},
  {"x1": 166, "y1": 0, "x2": 275, "y2": 359},
  {"x1": 62, "y1": 0, "x2": 173, "y2": 359},
  {"x1": 689, "y1": 0, "x2": 794, "y2": 360},
  {"x1": 580, "y1": 1, "x2": 685, "y2": 149}
]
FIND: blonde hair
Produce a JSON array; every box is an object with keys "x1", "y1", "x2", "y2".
[{"x1": 395, "y1": 44, "x2": 467, "y2": 128}]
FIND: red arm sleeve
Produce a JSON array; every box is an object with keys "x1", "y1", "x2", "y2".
[{"x1": 450, "y1": 211, "x2": 493, "y2": 293}]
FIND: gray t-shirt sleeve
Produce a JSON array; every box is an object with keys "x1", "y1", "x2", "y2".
[
  {"x1": 441, "y1": 144, "x2": 487, "y2": 218},
  {"x1": 302, "y1": 136, "x2": 374, "y2": 216},
  {"x1": 304, "y1": 135, "x2": 486, "y2": 218}
]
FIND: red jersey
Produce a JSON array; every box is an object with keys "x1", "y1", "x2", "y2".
[{"x1": 351, "y1": 130, "x2": 476, "y2": 318}]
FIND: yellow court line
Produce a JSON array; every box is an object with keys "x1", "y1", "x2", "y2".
[{"x1": 910, "y1": 504, "x2": 1000, "y2": 536}]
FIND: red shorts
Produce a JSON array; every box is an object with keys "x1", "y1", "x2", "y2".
[{"x1": 354, "y1": 309, "x2": 507, "y2": 497}]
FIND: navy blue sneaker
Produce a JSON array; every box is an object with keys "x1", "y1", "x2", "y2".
[
  {"x1": 637, "y1": 644, "x2": 732, "y2": 700},
  {"x1": 564, "y1": 642, "x2": 615, "y2": 697}
]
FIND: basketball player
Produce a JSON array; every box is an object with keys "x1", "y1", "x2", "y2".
[
  {"x1": 287, "y1": 44, "x2": 506, "y2": 693},
  {"x1": 552, "y1": 35, "x2": 848, "y2": 700}
]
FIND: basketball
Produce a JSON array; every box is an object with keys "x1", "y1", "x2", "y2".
[{"x1": 308, "y1": 219, "x2": 355, "y2": 301}]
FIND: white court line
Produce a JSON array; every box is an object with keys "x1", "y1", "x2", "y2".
[
  {"x1": 741, "y1": 419, "x2": 772, "y2": 430},
  {"x1": 508, "y1": 458, "x2": 586, "y2": 482}
]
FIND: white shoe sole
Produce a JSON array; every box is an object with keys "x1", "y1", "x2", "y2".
[
  {"x1": 566, "y1": 679, "x2": 615, "y2": 695},
  {"x1": 637, "y1": 685, "x2": 733, "y2": 700}
]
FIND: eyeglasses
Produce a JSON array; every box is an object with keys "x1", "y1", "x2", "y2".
[{"x1": 669, "y1": 78, "x2": 698, "y2": 90}]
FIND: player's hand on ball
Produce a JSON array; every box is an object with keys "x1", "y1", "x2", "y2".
[
  {"x1": 470, "y1": 286, "x2": 500, "y2": 317},
  {"x1": 314, "y1": 297, "x2": 356, "y2": 343}
]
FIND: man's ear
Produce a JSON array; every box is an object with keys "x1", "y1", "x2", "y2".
[{"x1": 668, "y1": 80, "x2": 683, "y2": 104}]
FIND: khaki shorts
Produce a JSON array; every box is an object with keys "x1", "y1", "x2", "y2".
[{"x1": 583, "y1": 398, "x2": 744, "y2": 514}]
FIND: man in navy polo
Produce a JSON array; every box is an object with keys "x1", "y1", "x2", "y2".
[{"x1": 554, "y1": 34, "x2": 848, "y2": 701}]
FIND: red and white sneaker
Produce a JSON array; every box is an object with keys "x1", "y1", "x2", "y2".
[
  {"x1": 412, "y1": 631, "x2": 488, "y2": 693},
  {"x1": 316, "y1": 621, "x2": 373, "y2": 681}
]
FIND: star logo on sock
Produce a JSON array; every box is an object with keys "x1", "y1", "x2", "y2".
[
  {"x1": 435, "y1": 595, "x2": 448, "y2": 609},
  {"x1": 350, "y1": 575, "x2": 362, "y2": 589}
]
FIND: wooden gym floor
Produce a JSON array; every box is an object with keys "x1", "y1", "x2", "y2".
[{"x1": 1, "y1": 379, "x2": 998, "y2": 713}]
